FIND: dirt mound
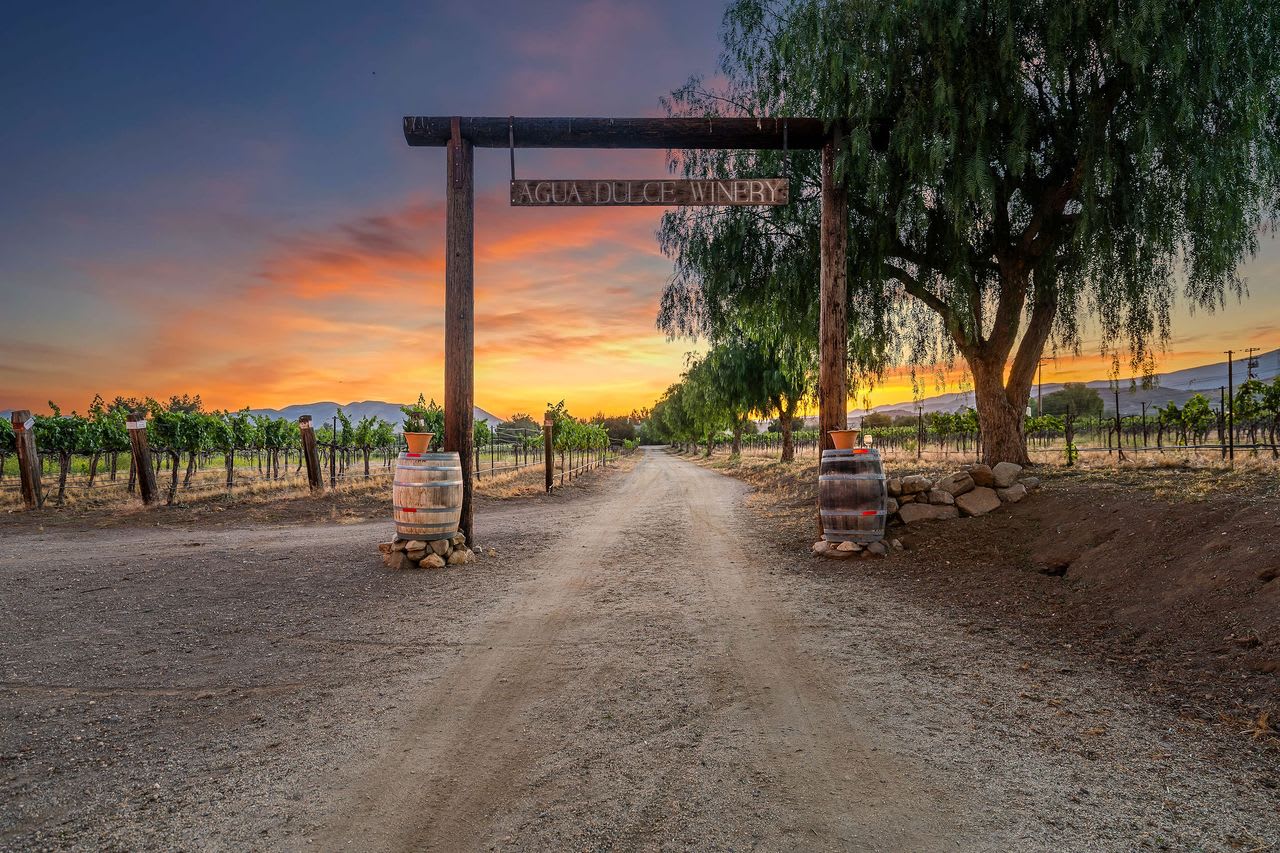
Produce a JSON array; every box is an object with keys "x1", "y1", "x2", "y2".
[{"x1": 897, "y1": 480, "x2": 1280, "y2": 720}]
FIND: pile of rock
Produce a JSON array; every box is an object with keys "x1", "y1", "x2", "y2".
[
  {"x1": 888, "y1": 462, "x2": 1040, "y2": 525},
  {"x1": 378, "y1": 533, "x2": 476, "y2": 570},
  {"x1": 811, "y1": 537, "x2": 902, "y2": 559},
  {"x1": 812, "y1": 461, "x2": 1041, "y2": 560}
]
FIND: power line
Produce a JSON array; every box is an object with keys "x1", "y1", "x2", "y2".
[{"x1": 1243, "y1": 346, "x2": 1260, "y2": 380}]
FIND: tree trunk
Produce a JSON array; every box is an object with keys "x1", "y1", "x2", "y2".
[
  {"x1": 183, "y1": 451, "x2": 197, "y2": 487},
  {"x1": 88, "y1": 452, "x2": 100, "y2": 488},
  {"x1": 970, "y1": 353, "x2": 1032, "y2": 465},
  {"x1": 226, "y1": 451, "x2": 235, "y2": 490},
  {"x1": 779, "y1": 402, "x2": 796, "y2": 463},
  {"x1": 731, "y1": 419, "x2": 743, "y2": 456}
]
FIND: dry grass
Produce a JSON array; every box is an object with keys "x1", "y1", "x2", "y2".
[
  {"x1": 0, "y1": 455, "x2": 636, "y2": 527},
  {"x1": 680, "y1": 444, "x2": 1280, "y2": 506}
]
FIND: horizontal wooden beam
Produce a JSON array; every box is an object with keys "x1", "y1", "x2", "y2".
[{"x1": 403, "y1": 116, "x2": 827, "y2": 150}]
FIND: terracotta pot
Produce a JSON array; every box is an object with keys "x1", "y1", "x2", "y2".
[
  {"x1": 827, "y1": 429, "x2": 860, "y2": 450},
  {"x1": 404, "y1": 432, "x2": 434, "y2": 454}
]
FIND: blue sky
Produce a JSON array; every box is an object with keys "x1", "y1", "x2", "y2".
[{"x1": 1, "y1": 1, "x2": 1276, "y2": 416}]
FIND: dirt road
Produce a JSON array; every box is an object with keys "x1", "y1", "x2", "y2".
[{"x1": 3, "y1": 448, "x2": 1276, "y2": 850}]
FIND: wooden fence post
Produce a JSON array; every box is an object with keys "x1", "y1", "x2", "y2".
[
  {"x1": 127, "y1": 409, "x2": 158, "y2": 505},
  {"x1": 298, "y1": 416, "x2": 324, "y2": 494},
  {"x1": 543, "y1": 410, "x2": 554, "y2": 493},
  {"x1": 10, "y1": 410, "x2": 43, "y2": 509}
]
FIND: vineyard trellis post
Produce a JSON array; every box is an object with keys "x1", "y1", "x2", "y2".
[
  {"x1": 127, "y1": 410, "x2": 158, "y2": 505},
  {"x1": 299, "y1": 416, "x2": 324, "y2": 494},
  {"x1": 543, "y1": 409, "x2": 554, "y2": 494},
  {"x1": 10, "y1": 410, "x2": 43, "y2": 509}
]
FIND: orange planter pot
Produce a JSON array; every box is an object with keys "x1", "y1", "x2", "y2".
[
  {"x1": 827, "y1": 429, "x2": 860, "y2": 449},
  {"x1": 404, "y1": 432, "x2": 434, "y2": 454}
]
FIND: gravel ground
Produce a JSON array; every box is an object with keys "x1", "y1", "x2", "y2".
[{"x1": 1, "y1": 447, "x2": 1276, "y2": 851}]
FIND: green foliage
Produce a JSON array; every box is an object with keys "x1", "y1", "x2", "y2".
[
  {"x1": 502, "y1": 412, "x2": 540, "y2": 432},
  {"x1": 400, "y1": 394, "x2": 437, "y2": 435},
  {"x1": 545, "y1": 401, "x2": 610, "y2": 452},
  {"x1": 1040, "y1": 383, "x2": 1105, "y2": 418},
  {"x1": 662, "y1": 0, "x2": 1280, "y2": 461}
]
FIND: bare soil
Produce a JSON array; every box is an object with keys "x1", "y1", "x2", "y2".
[
  {"x1": 2, "y1": 448, "x2": 1277, "y2": 851},
  {"x1": 702, "y1": 453, "x2": 1280, "y2": 730}
]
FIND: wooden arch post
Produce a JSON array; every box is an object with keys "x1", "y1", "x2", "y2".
[
  {"x1": 818, "y1": 126, "x2": 849, "y2": 533},
  {"x1": 445, "y1": 117, "x2": 475, "y2": 544}
]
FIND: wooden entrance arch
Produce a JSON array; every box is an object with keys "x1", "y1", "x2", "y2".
[{"x1": 403, "y1": 116, "x2": 849, "y2": 541}]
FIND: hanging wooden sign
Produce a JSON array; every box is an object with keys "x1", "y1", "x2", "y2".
[{"x1": 510, "y1": 178, "x2": 789, "y2": 207}]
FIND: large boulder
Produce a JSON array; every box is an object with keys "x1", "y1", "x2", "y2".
[
  {"x1": 886, "y1": 478, "x2": 902, "y2": 497},
  {"x1": 934, "y1": 471, "x2": 975, "y2": 496},
  {"x1": 900, "y1": 474, "x2": 932, "y2": 495},
  {"x1": 927, "y1": 489, "x2": 955, "y2": 506},
  {"x1": 898, "y1": 503, "x2": 960, "y2": 524},
  {"x1": 1019, "y1": 476, "x2": 1041, "y2": 491},
  {"x1": 997, "y1": 484, "x2": 1028, "y2": 504},
  {"x1": 382, "y1": 551, "x2": 416, "y2": 570},
  {"x1": 955, "y1": 486, "x2": 1001, "y2": 517},
  {"x1": 968, "y1": 464, "x2": 994, "y2": 487},
  {"x1": 429, "y1": 539, "x2": 451, "y2": 556},
  {"x1": 419, "y1": 553, "x2": 447, "y2": 569},
  {"x1": 886, "y1": 497, "x2": 900, "y2": 515},
  {"x1": 991, "y1": 461, "x2": 1024, "y2": 488}
]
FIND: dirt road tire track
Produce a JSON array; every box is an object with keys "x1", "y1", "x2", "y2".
[
  {"x1": 313, "y1": 448, "x2": 964, "y2": 850},
  {"x1": 4, "y1": 448, "x2": 1276, "y2": 850}
]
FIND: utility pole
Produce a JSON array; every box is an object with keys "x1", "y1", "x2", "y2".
[
  {"x1": 1035, "y1": 356, "x2": 1056, "y2": 416},
  {"x1": 1244, "y1": 346, "x2": 1260, "y2": 380},
  {"x1": 916, "y1": 403, "x2": 924, "y2": 460},
  {"x1": 1219, "y1": 386, "x2": 1227, "y2": 458},
  {"x1": 1224, "y1": 350, "x2": 1235, "y2": 462},
  {"x1": 1113, "y1": 387, "x2": 1126, "y2": 461}
]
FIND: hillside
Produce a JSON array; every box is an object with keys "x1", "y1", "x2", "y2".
[{"x1": 850, "y1": 348, "x2": 1279, "y2": 420}]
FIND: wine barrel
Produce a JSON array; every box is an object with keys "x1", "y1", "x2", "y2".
[
  {"x1": 819, "y1": 448, "x2": 887, "y2": 542},
  {"x1": 392, "y1": 451, "x2": 463, "y2": 540}
]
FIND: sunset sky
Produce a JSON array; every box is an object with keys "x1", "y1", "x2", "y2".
[{"x1": 2, "y1": 1, "x2": 1278, "y2": 420}]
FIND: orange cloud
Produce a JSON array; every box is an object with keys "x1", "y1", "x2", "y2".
[{"x1": 0, "y1": 190, "x2": 686, "y2": 417}]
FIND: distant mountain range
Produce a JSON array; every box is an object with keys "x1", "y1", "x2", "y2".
[
  {"x1": 847, "y1": 348, "x2": 1280, "y2": 420},
  {"x1": 245, "y1": 401, "x2": 505, "y2": 432}
]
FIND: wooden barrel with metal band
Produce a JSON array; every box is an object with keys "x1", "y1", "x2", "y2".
[
  {"x1": 392, "y1": 451, "x2": 463, "y2": 540},
  {"x1": 818, "y1": 447, "x2": 887, "y2": 542}
]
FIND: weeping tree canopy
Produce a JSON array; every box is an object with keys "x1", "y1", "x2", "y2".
[{"x1": 662, "y1": 0, "x2": 1280, "y2": 463}]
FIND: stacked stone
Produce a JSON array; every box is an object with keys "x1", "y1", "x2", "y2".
[
  {"x1": 378, "y1": 533, "x2": 476, "y2": 570},
  {"x1": 887, "y1": 461, "x2": 1040, "y2": 525},
  {"x1": 811, "y1": 538, "x2": 903, "y2": 559}
]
